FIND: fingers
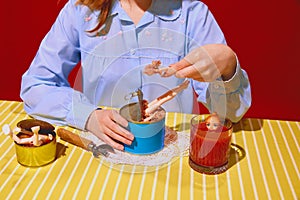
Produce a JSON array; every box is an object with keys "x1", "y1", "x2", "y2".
[
  {"x1": 92, "y1": 124, "x2": 132, "y2": 151},
  {"x1": 170, "y1": 58, "x2": 191, "y2": 71},
  {"x1": 162, "y1": 44, "x2": 236, "y2": 81},
  {"x1": 110, "y1": 110, "x2": 128, "y2": 127},
  {"x1": 162, "y1": 59, "x2": 191, "y2": 77},
  {"x1": 87, "y1": 109, "x2": 134, "y2": 151},
  {"x1": 174, "y1": 65, "x2": 196, "y2": 79},
  {"x1": 105, "y1": 117, "x2": 134, "y2": 143},
  {"x1": 175, "y1": 63, "x2": 205, "y2": 81},
  {"x1": 159, "y1": 67, "x2": 176, "y2": 77},
  {"x1": 108, "y1": 110, "x2": 133, "y2": 140},
  {"x1": 174, "y1": 58, "x2": 221, "y2": 82},
  {"x1": 96, "y1": 132, "x2": 125, "y2": 150},
  {"x1": 103, "y1": 110, "x2": 133, "y2": 141}
]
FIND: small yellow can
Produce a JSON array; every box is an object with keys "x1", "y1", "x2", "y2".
[
  {"x1": 14, "y1": 119, "x2": 57, "y2": 167},
  {"x1": 15, "y1": 133, "x2": 56, "y2": 167}
]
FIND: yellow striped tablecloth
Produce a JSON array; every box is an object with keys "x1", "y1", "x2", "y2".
[{"x1": 0, "y1": 100, "x2": 299, "y2": 199}]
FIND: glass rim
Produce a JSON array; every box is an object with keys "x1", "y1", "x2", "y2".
[{"x1": 190, "y1": 114, "x2": 233, "y2": 129}]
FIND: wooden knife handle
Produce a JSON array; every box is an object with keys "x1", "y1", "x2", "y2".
[{"x1": 57, "y1": 128, "x2": 91, "y2": 150}]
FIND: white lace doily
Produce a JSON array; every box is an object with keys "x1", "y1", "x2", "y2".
[{"x1": 81, "y1": 127, "x2": 190, "y2": 172}]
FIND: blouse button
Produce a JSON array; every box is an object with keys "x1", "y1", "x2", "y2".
[{"x1": 130, "y1": 49, "x2": 136, "y2": 55}]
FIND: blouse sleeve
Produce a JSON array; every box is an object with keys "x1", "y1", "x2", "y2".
[
  {"x1": 187, "y1": 2, "x2": 251, "y2": 122},
  {"x1": 20, "y1": 0, "x2": 97, "y2": 129}
]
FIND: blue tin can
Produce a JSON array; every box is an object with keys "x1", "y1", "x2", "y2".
[{"x1": 120, "y1": 103, "x2": 166, "y2": 154}]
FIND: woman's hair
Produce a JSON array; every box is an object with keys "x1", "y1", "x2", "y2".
[{"x1": 76, "y1": 0, "x2": 113, "y2": 33}]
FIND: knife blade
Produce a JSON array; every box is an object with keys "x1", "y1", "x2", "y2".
[
  {"x1": 136, "y1": 69, "x2": 145, "y2": 121},
  {"x1": 136, "y1": 88, "x2": 144, "y2": 121},
  {"x1": 57, "y1": 128, "x2": 114, "y2": 157}
]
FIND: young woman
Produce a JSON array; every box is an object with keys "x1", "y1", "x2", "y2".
[{"x1": 21, "y1": 0, "x2": 251, "y2": 150}]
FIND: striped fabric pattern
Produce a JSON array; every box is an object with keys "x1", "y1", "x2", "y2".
[{"x1": 0, "y1": 100, "x2": 299, "y2": 199}]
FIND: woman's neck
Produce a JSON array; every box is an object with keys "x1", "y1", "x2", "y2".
[{"x1": 120, "y1": 0, "x2": 152, "y2": 25}]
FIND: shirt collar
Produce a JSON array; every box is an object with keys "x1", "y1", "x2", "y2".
[
  {"x1": 149, "y1": 0, "x2": 182, "y2": 21},
  {"x1": 110, "y1": 0, "x2": 182, "y2": 21}
]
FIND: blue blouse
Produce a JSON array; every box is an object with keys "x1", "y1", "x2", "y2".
[{"x1": 21, "y1": 0, "x2": 251, "y2": 129}]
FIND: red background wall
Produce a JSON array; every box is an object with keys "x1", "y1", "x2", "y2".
[{"x1": 0, "y1": 0, "x2": 299, "y2": 121}]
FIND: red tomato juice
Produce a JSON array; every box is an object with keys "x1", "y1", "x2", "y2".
[{"x1": 189, "y1": 122, "x2": 232, "y2": 167}]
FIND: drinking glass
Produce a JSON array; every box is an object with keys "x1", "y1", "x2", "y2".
[{"x1": 189, "y1": 115, "x2": 233, "y2": 174}]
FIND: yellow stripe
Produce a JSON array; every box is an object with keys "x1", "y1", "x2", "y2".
[
  {"x1": 261, "y1": 120, "x2": 285, "y2": 199},
  {"x1": 43, "y1": 145, "x2": 79, "y2": 199},
  {"x1": 248, "y1": 119, "x2": 271, "y2": 199},
  {"x1": 285, "y1": 121, "x2": 300, "y2": 157},
  {"x1": 0, "y1": 164, "x2": 21, "y2": 196},
  {"x1": 6, "y1": 168, "x2": 30, "y2": 199},
  {"x1": 164, "y1": 112, "x2": 176, "y2": 200},
  {"x1": 240, "y1": 121, "x2": 259, "y2": 199},
  {"x1": 150, "y1": 166, "x2": 159, "y2": 200},
  {"x1": 59, "y1": 150, "x2": 86, "y2": 198},
  {"x1": 100, "y1": 164, "x2": 115, "y2": 199},
  {"x1": 85, "y1": 159, "x2": 104, "y2": 199},
  {"x1": 177, "y1": 156, "x2": 183, "y2": 200},
  {"x1": 226, "y1": 171, "x2": 232, "y2": 200},
  {"x1": 87, "y1": 161, "x2": 110, "y2": 198},
  {"x1": 112, "y1": 164, "x2": 125, "y2": 199},
  {"x1": 231, "y1": 128, "x2": 245, "y2": 199},
  {"x1": 270, "y1": 119, "x2": 298, "y2": 199},
  {"x1": 72, "y1": 155, "x2": 96, "y2": 198},
  {"x1": 137, "y1": 166, "x2": 148, "y2": 199}
]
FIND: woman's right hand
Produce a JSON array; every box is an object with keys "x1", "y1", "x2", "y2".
[
  {"x1": 85, "y1": 109, "x2": 134, "y2": 150},
  {"x1": 163, "y1": 44, "x2": 237, "y2": 82}
]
